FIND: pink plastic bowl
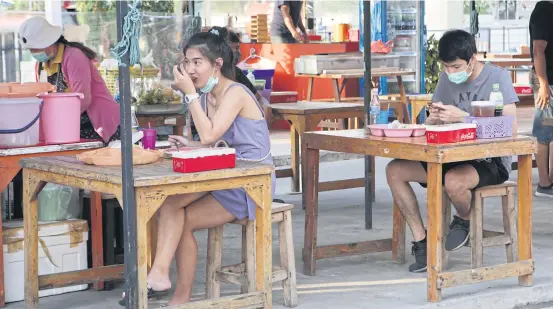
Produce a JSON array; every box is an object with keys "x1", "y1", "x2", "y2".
[
  {"x1": 368, "y1": 124, "x2": 387, "y2": 137},
  {"x1": 412, "y1": 127, "x2": 427, "y2": 137},
  {"x1": 368, "y1": 124, "x2": 426, "y2": 138},
  {"x1": 383, "y1": 128, "x2": 414, "y2": 137}
]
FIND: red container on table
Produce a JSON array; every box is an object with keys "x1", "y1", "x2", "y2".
[
  {"x1": 349, "y1": 29, "x2": 360, "y2": 42},
  {"x1": 513, "y1": 84, "x2": 533, "y2": 95},
  {"x1": 270, "y1": 91, "x2": 298, "y2": 104},
  {"x1": 426, "y1": 123, "x2": 477, "y2": 144},
  {"x1": 172, "y1": 148, "x2": 236, "y2": 173},
  {"x1": 270, "y1": 91, "x2": 298, "y2": 130}
]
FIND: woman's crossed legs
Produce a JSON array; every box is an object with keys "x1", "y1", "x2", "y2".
[{"x1": 146, "y1": 192, "x2": 236, "y2": 305}]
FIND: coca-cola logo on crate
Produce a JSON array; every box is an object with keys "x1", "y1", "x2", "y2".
[{"x1": 460, "y1": 132, "x2": 475, "y2": 140}]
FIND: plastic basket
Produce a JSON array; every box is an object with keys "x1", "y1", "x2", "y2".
[
  {"x1": 95, "y1": 64, "x2": 160, "y2": 95},
  {"x1": 463, "y1": 115, "x2": 514, "y2": 139}
]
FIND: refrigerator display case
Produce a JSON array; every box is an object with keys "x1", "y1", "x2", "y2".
[{"x1": 360, "y1": 0, "x2": 425, "y2": 95}]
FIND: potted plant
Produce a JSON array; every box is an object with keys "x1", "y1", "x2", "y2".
[{"x1": 424, "y1": 34, "x2": 443, "y2": 94}]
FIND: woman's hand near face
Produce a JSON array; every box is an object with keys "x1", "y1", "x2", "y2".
[{"x1": 173, "y1": 64, "x2": 196, "y2": 95}]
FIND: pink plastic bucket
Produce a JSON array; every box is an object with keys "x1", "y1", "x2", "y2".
[{"x1": 37, "y1": 92, "x2": 83, "y2": 144}]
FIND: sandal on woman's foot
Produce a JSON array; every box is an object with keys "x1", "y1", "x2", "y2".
[{"x1": 118, "y1": 286, "x2": 170, "y2": 306}]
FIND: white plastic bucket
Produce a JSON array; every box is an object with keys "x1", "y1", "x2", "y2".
[{"x1": 0, "y1": 97, "x2": 42, "y2": 147}]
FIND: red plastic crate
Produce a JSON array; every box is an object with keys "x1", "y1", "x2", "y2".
[
  {"x1": 349, "y1": 29, "x2": 360, "y2": 42},
  {"x1": 426, "y1": 123, "x2": 477, "y2": 144},
  {"x1": 270, "y1": 91, "x2": 298, "y2": 104},
  {"x1": 270, "y1": 91, "x2": 298, "y2": 131},
  {"x1": 172, "y1": 148, "x2": 236, "y2": 173},
  {"x1": 513, "y1": 84, "x2": 533, "y2": 95}
]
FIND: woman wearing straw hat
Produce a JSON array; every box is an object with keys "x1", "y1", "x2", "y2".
[{"x1": 18, "y1": 16, "x2": 120, "y2": 143}]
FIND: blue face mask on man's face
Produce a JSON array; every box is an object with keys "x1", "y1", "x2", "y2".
[
  {"x1": 31, "y1": 51, "x2": 51, "y2": 63},
  {"x1": 446, "y1": 59, "x2": 475, "y2": 84}
]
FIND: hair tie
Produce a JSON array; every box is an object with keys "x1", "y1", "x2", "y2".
[{"x1": 210, "y1": 29, "x2": 219, "y2": 36}]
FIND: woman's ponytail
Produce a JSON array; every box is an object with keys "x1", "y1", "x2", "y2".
[{"x1": 57, "y1": 36, "x2": 97, "y2": 60}]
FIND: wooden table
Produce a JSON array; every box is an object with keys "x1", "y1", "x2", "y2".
[
  {"x1": 486, "y1": 53, "x2": 531, "y2": 59},
  {"x1": 297, "y1": 69, "x2": 416, "y2": 125},
  {"x1": 136, "y1": 113, "x2": 186, "y2": 136},
  {"x1": 20, "y1": 157, "x2": 274, "y2": 309},
  {"x1": 0, "y1": 141, "x2": 103, "y2": 307},
  {"x1": 380, "y1": 93, "x2": 432, "y2": 124},
  {"x1": 271, "y1": 102, "x2": 366, "y2": 193},
  {"x1": 477, "y1": 57, "x2": 533, "y2": 82},
  {"x1": 301, "y1": 129, "x2": 536, "y2": 303}
]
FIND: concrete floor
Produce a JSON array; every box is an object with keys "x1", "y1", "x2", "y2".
[{"x1": 6, "y1": 155, "x2": 552, "y2": 309}]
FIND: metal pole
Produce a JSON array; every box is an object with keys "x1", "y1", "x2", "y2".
[
  {"x1": 115, "y1": 1, "x2": 139, "y2": 309},
  {"x1": 363, "y1": 0, "x2": 373, "y2": 230},
  {"x1": 502, "y1": 26, "x2": 506, "y2": 52}
]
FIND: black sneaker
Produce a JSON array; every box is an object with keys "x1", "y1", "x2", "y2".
[
  {"x1": 535, "y1": 184, "x2": 553, "y2": 198},
  {"x1": 408, "y1": 241, "x2": 427, "y2": 273},
  {"x1": 445, "y1": 216, "x2": 470, "y2": 251}
]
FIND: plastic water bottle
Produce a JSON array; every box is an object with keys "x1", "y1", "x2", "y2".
[
  {"x1": 489, "y1": 83, "x2": 503, "y2": 117},
  {"x1": 247, "y1": 69, "x2": 256, "y2": 85},
  {"x1": 130, "y1": 106, "x2": 139, "y2": 133},
  {"x1": 113, "y1": 77, "x2": 120, "y2": 103},
  {"x1": 369, "y1": 89, "x2": 381, "y2": 125}
]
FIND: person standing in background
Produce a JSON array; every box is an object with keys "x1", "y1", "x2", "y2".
[
  {"x1": 529, "y1": 0, "x2": 553, "y2": 197},
  {"x1": 270, "y1": 0, "x2": 308, "y2": 43}
]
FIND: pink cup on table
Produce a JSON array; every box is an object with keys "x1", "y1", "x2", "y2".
[{"x1": 141, "y1": 128, "x2": 157, "y2": 150}]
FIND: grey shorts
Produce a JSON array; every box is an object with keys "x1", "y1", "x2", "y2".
[
  {"x1": 419, "y1": 158, "x2": 509, "y2": 189},
  {"x1": 530, "y1": 69, "x2": 553, "y2": 145}
]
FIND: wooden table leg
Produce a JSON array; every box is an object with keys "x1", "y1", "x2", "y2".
[
  {"x1": 23, "y1": 170, "x2": 45, "y2": 309},
  {"x1": 307, "y1": 77, "x2": 314, "y2": 101},
  {"x1": 174, "y1": 124, "x2": 184, "y2": 137},
  {"x1": 396, "y1": 75, "x2": 410, "y2": 123},
  {"x1": 0, "y1": 166, "x2": 16, "y2": 308},
  {"x1": 290, "y1": 122, "x2": 301, "y2": 193},
  {"x1": 426, "y1": 163, "x2": 443, "y2": 302},
  {"x1": 338, "y1": 78, "x2": 355, "y2": 129},
  {"x1": 254, "y1": 176, "x2": 273, "y2": 309},
  {"x1": 136, "y1": 204, "x2": 149, "y2": 309},
  {"x1": 90, "y1": 191, "x2": 105, "y2": 291},
  {"x1": 302, "y1": 140, "x2": 320, "y2": 276},
  {"x1": 332, "y1": 79, "x2": 344, "y2": 129},
  {"x1": 517, "y1": 154, "x2": 533, "y2": 286},
  {"x1": 147, "y1": 213, "x2": 159, "y2": 270},
  {"x1": 0, "y1": 167, "x2": 19, "y2": 197},
  {"x1": 392, "y1": 202, "x2": 406, "y2": 264}
]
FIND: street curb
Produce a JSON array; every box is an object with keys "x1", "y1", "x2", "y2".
[{"x1": 420, "y1": 283, "x2": 553, "y2": 309}]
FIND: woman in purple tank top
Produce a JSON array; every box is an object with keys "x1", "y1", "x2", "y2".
[{"x1": 119, "y1": 29, "x2": 275, "y2": 307}]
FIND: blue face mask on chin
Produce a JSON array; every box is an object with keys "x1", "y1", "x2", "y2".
[
  {"x1": 31, "y1": 51, "x2": 51, "y2": 63},
  {"x1": 200, "y1": 69, "x2": 220, "y2": 94},
  {"x1": 446, "y1": 60, "x2": 475, "y2": 84}
]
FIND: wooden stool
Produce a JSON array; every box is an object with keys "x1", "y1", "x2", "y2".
[
  {"x1": 206, "y1": 202, "x2": 298, "y2": 307},
  {"x1": 469, "y1": 181, "x2": 517, "y2": 269}
]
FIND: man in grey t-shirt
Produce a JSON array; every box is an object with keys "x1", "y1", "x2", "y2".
[{"x1": 385, "y1": 30, "x2": 519, "y2": 273}]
